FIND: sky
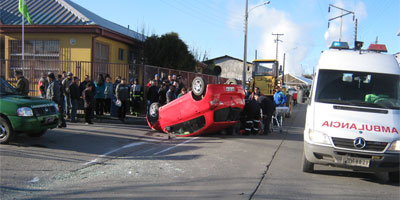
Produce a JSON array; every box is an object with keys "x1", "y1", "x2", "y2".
[{"x1": 71, "y1": 0, "x2": 400, "y2": 76}]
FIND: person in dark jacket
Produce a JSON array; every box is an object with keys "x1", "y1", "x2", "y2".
[
  {"x1": 158, "y1": 83, "x2": 167, "y2": 106},
  {"x1": 146, "y1": 80, "x2": 159, "y2": 113},
  {"x1": 57, "y1": 74, "x2": 67, "y2": 128},
  {"x1": 116, "y1": 78, "x2": 130, "y2": 122},
  {"x1": 38, "y1": 72, "x2": 48, "y2": 98},
  {"x1": 82, "y1": 83, "x2": 94, "y2": 124},
  {"x1": 15, "y1": 70, "x2": 29, "y2": 96},
  {"x1": 79, "y1": 75, "x2": 90, "y2": 94},
  {"x1": 69, "y1": 77, "x2": 80, "y2": 123},
  {"x1": 130, "y1": 78, "x2": 143, "y2": 116},
  {"x1": 242, "y1": 98, "x2": 261, "y2": 135},
  {"x1": 255, "y1": 94, "x2": 275, "y2": 135},
  {"x1": 62, "y1": 72, "x2": 74, "y2": 119}
]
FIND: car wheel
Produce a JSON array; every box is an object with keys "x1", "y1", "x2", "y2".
[
  {"x1": 192, "y1": 77, "x2": 207, "y2": 100},
  {"x1": 27, "y1": 129, "x2": 48, "y2": 137},
  {"x1": 0, "y1": 117, "x2": 14, "y2": 144},
  {"x1": 388, "y1": 171, "x2": 400, "y2": 182},
  {"x1": 302, "y1": 152, "x2": 314, "y2": 173},
  {"x1": 147, "y1": 102, "x2": 160, "y2": 124},
  {"x1": 225, "y1": 78, "x2": 237, "y2": 85}
]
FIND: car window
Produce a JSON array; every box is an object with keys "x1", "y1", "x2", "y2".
[
  {"x1": 0, "y1": 78, "x2": 17, "y2": 95},
  {"x1": 166, "y1": 116, "x2": 206, "y2": 135}
]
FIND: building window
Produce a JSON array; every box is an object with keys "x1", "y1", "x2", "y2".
[
  {"x1": 9, "y1": 40, "x2": 59, "y2": 60},
  {"x1": 118, "y1": 48, "x2": 124, "y2": 61},
  {"x1": 95, "y1": 42, "x2": 109, "y2": 63},
  {"x1": 8, "y1": 40, "x2": 59, "y2": 78}
]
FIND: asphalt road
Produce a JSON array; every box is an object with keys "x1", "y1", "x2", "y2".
[{"x1": 0, "y1": 104, "x2": 399, "y2": 200}]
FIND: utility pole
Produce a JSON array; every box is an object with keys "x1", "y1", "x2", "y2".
[
  {"x1": 242, "y1": 0, "x2": 249, "y2": 88},
  {"x1": 328, "y1": 4, "x2": 354, "y2": 42},
  {"x1": 272, "y1": 33, "x2": 283, "y2": 61},
  {"x1": 282, "y1": 53, "x2": 286, "y2": 86}
]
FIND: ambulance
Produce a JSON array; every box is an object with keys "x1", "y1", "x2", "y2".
[{"x1": 302, "y1": 41, "x2": 400, "y2": 182}]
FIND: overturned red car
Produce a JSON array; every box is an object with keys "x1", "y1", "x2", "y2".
[{"x1": 147, "y1": 77, "x2": 245, "y2": 137}]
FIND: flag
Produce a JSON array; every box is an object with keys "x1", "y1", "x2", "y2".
[{"x1": 19, "y1": 0, "x2": 32, "y2": 24}]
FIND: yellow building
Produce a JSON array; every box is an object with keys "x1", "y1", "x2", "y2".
[{"x1": 0, "y1": 0, "x2": 143, "y2": 92}]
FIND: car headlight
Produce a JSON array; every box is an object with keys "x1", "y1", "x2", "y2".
[
  {"x1": 308, "y1": 129, "x2": 331, "y2": 145},
  {"x1": 388, "y1": 140, "x2": 400, "y2": 152},
  {"x1": 17, "y1": 107, "x2": 33, "y2": 117}
]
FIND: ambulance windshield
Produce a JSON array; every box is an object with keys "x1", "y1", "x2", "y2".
[{"x1": 315, "y1": 69, "x2": 400, "y2": 109}]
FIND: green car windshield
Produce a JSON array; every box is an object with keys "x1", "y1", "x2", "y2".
[
  {"x1": 315, "y1": 69, "x2": 400, "y2": 110},
  {"x1": 0, "y1": 78, "x2": 17, "y2": 95}
]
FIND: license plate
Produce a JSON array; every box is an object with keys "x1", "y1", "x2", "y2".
[
  {"x1": 225, "y1": 87, "x2": 235, "y2": 92},
  {"x1": 45, "y1": 117, "x2": 55, "y2": 124},
  {"x1": 343, "y1": 157, "x2": 370, "y2": 168}
]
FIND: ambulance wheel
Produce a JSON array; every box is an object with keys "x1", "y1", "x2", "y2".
[
  {"x1": 147, "y1": 103, "x2": 160, "y2": 124},
  {"x1": 192, "y1": 77, "x2": 207, "y2": 100},
  {"x1": 388, "y1": 171, "x2": 399, "y2": 182},
  {"x1": 302, "y1": 152, "x2": 314, "y2": 173},
  {"x1": 0, "y1": 117, "x2": 14, "y2": 144}
]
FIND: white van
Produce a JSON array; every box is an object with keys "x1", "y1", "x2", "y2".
[{"x1": 302, "y1": 42, "x2": 400, "y2": 182}]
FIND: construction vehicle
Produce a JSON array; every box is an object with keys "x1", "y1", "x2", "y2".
[{"x1": 249, "y1": 59, "x2": 294, "y2": 117}]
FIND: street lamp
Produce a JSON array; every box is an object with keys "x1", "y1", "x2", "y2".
[{"x1": 243, "y1": 0, "x2": 270, "y2": 88}]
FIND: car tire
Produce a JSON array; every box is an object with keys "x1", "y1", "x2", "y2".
[
  {"x1": 388, "y1": 171, "x2": 400, "y2": 182},
  {"x1": 27, "y1": 129, "x2": 48, "y2": 138},
  {"x1": 147, "y1": 102, "x2": 160, "y2": 124},
  {"x1": 192, "y1": 77, "x2": 207, "y2": 100},
  {"x1": 302, "y1": 152, "x2": 314, "y2": 173},
  {"x1": 0, "y1": 117, "x2": 14, "y2": 144},
  {"x1": 225, "y1": 78, "x2": 237, "y2": 85}
]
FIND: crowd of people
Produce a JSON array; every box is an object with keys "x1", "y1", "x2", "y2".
[
  {"x1": 12, "y1": 69, "x2": 288, "y2": 135},
  {"x1": 242, "y1": 85, "x2": 287, "y2": 135},
  {"x1": 145, "y1": 72, "x2": 189, "y2": 112},
  {"x1": 34, "y1": 71, "x2": 145, "y2": 127}
]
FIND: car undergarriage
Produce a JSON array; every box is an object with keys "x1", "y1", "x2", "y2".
[{"x1": 147, "y1": 77, "x2": 245, "y2": 137}]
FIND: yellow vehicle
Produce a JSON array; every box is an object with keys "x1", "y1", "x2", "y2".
[{"x1": 249, "y1": 59, "x2": 293, "y2": 117}]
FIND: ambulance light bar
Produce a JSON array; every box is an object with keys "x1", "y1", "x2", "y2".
[
  {"x1": 367, "y1": 44, "x2": 387, "y2": 53},
  {"x1": 330, "y1": 41, "x2": 349, "y2": 50}
]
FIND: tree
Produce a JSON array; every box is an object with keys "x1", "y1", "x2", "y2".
[{"x1": 143, "y1": 32, "x2": 196, "y2": 71}]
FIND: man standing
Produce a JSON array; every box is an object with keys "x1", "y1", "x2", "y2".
[
  {"x1": 38, "y1": 72, "x2": 48, "y2": 98},
  {"x1": 273, "y1": 86, "x2": 287, "y2": 126},
  {"x1": 146, "y1": 80, "x2": 159, "y2": 113},
  {"x1": 130, "y1": 78, "x2": 143, "y2": 116},
  {"x1": 82, "y1": 83, "x2": 94, "y2": 124},
  {"x1": 166, "y1": 85, "x2": 176, "y2": 104},
  {"x1": 57, "y1": 74, "x2": 67, "y2": 128},
  {"x1": 255, "y1": 94, "x2": 275, "y2": 135},
  {"x1": 62, "y1": 72, "x2": 74, "y2": 119},
  {"x1": 46, "y1": 73, "x2": 60, "y2": 104},
  {"x1": 15, "y1": 70, "x2": 29, "y2": 96},
  {"x1": 116, "y1": 78, "x2": 130, "y2": 122},
  {"x1": 69, "y1": 77, "x2": 80, "y2": 123}
]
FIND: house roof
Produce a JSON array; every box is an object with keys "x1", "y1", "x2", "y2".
[
  {"x1": 0, "y1": 0, "x2": 143, "y2": 41},
  {"x1": 206, "y1": 55, "x2": 252, "y2": 65},
  {"x1": 293, "y1": 75, "x2": 313, "y2": 85}
]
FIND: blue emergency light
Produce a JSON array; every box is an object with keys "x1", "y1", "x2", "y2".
[{"x1": 330, "y1": 41, "x2": 349, "y2": 49}]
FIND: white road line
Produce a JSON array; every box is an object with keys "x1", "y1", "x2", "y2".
[
  {"x1": 83, "y1": 142, "x2": 146, "y2": 165},
  {"x1": 153, "y1": 137, "x2": 199, "y2": 156}
]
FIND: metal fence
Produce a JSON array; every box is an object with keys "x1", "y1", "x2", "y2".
[
  {"x1": 0, "y1": 59, "x2": 240, "y2": 97},
  {"x1": 1, "y1": 59, "x2": 129, "y2": 96}
]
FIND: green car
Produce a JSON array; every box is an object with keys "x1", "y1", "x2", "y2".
[{"x1": 0, "y1": 78, "x2": 59, "y2": 144}]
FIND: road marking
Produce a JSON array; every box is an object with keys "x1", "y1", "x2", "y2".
[
  {"x1": 153, "y1": 137, "x2": 199, "y2": 156},
  {"x1": 83, "y1": 142, "x2": 146, "y2": 165},
  {"x1": 28, "y1": 177, "x2": 40, "y2": 183}
]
